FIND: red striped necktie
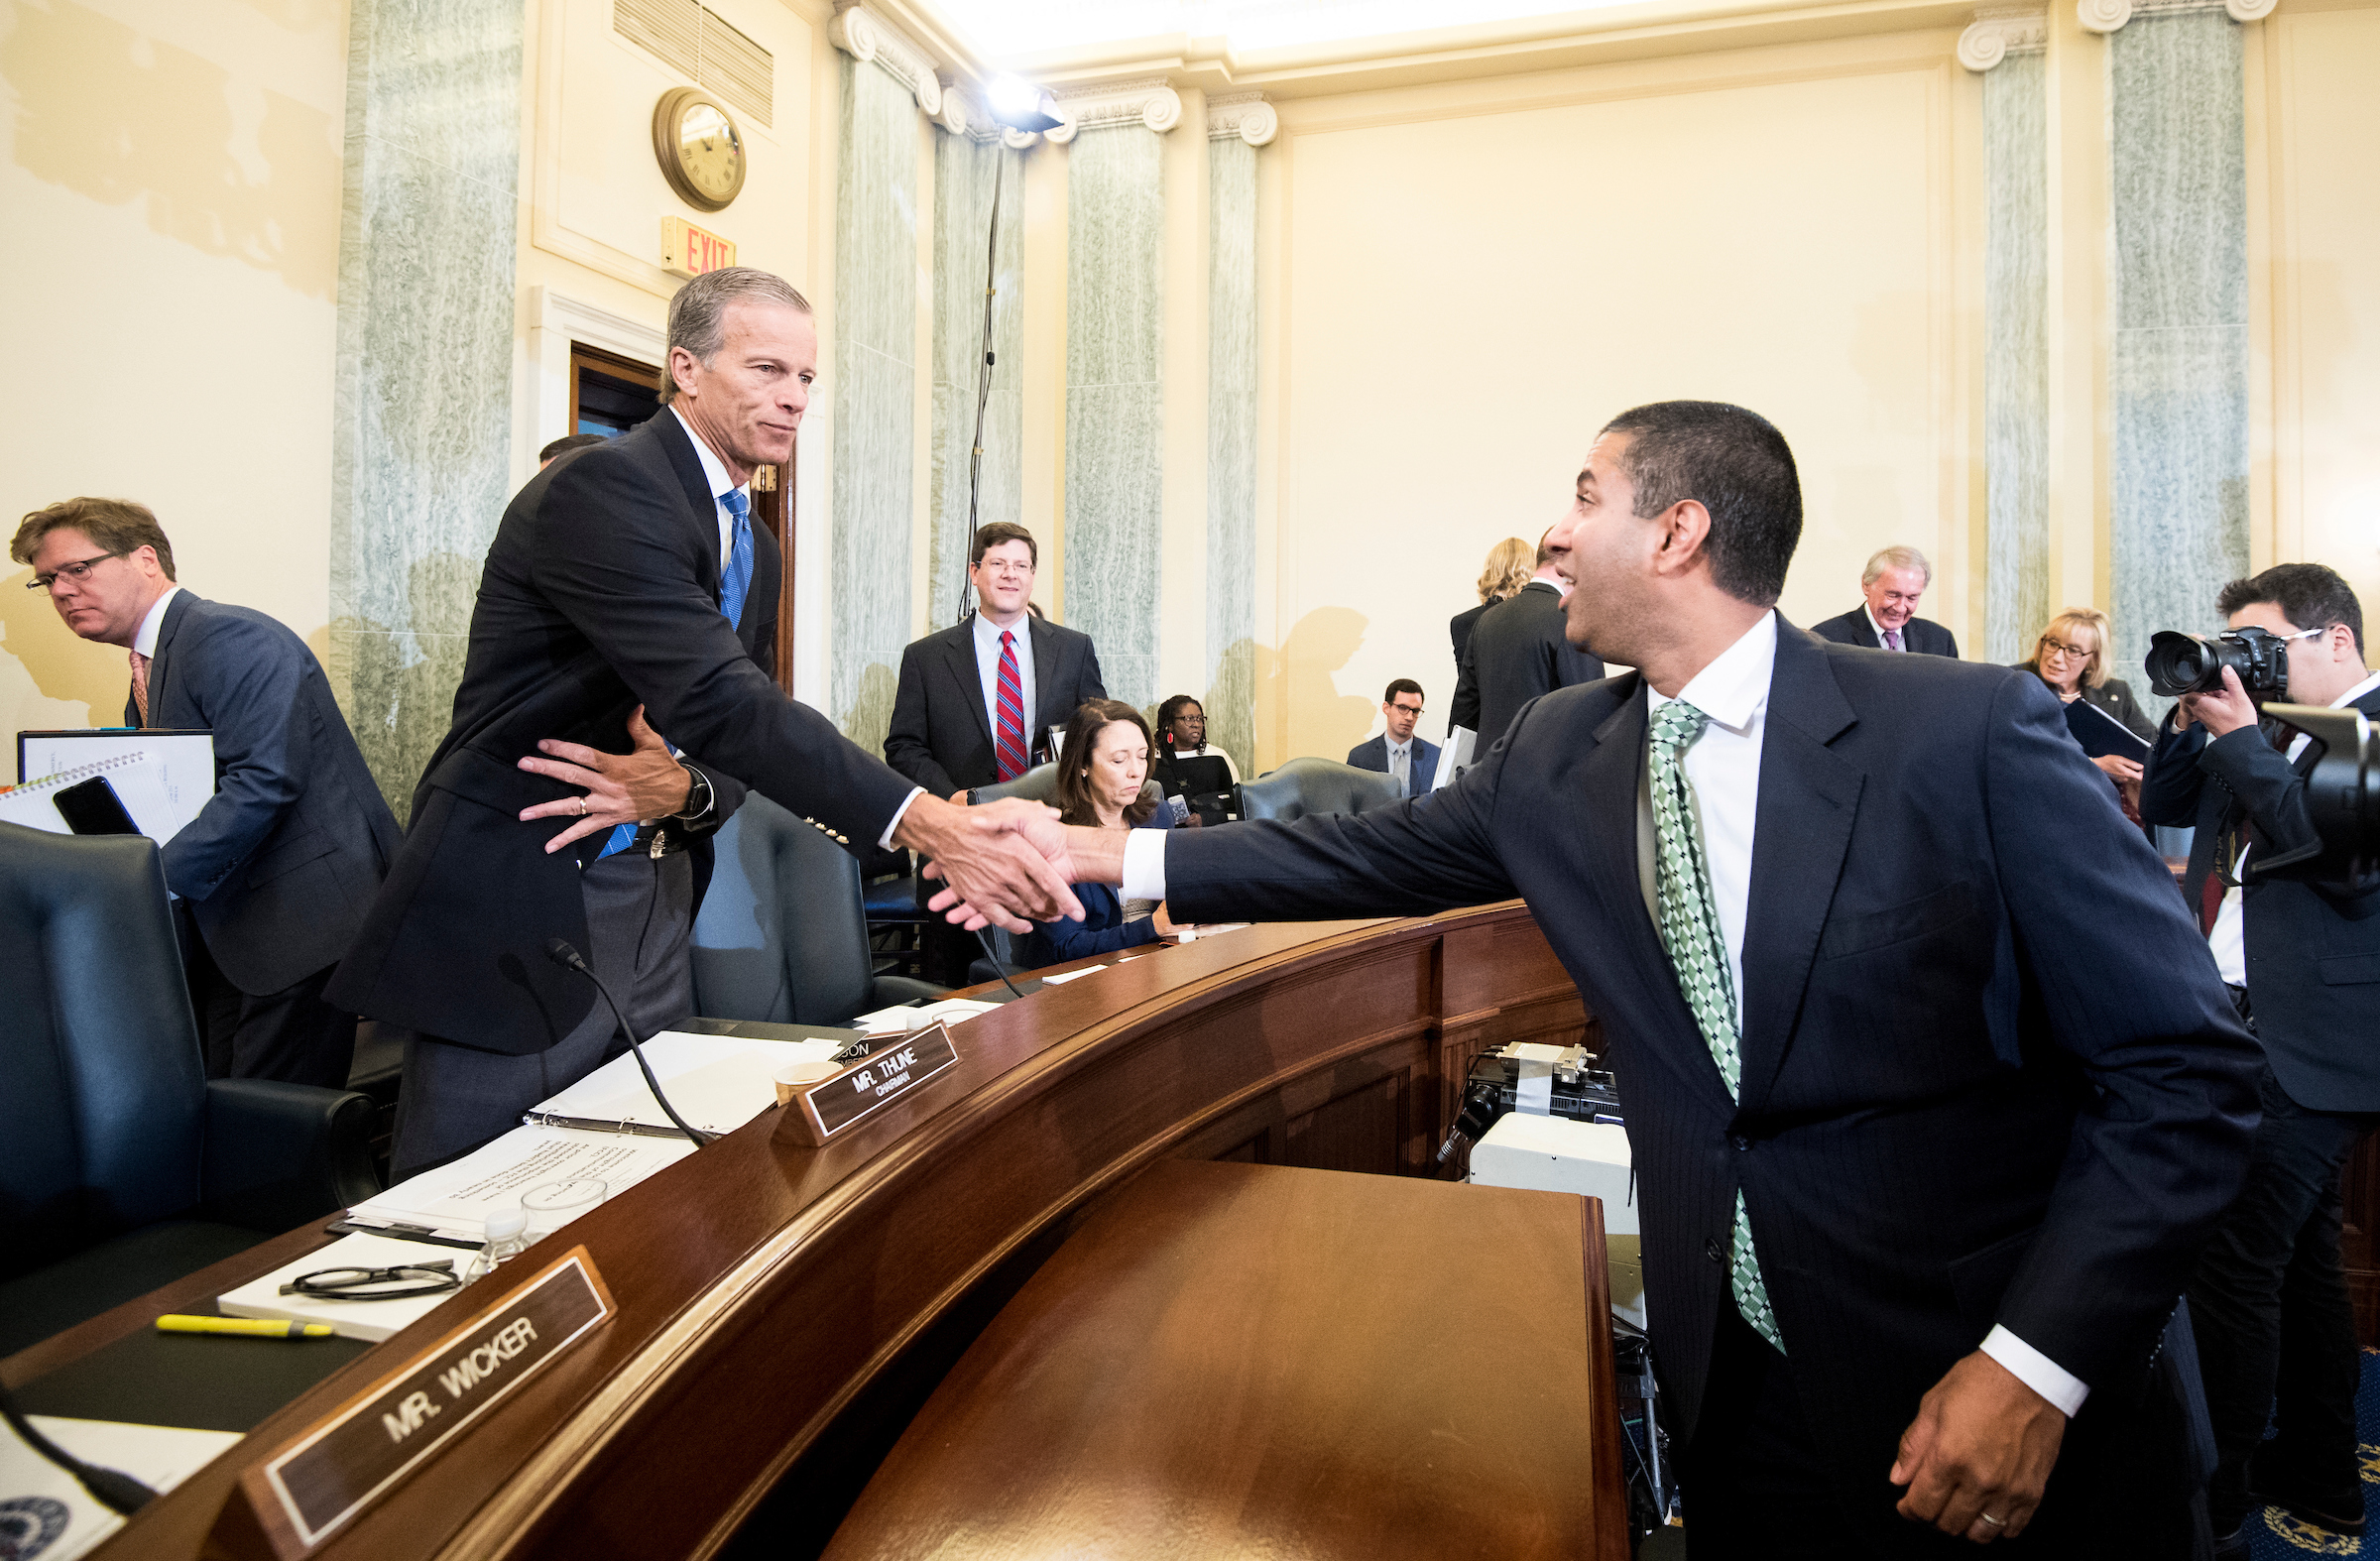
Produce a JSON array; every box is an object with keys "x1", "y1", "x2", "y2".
[{"x1": 996, "y1": 630, "x2": 1028, "y2": 780}]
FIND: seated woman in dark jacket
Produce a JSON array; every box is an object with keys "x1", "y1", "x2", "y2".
[
  {"x1": 1021, "y1": 699, "x2": 1187, "y2": 969},
  {"x1": 2015, "y1": 607, "x2": 2158, "y2": 814}
]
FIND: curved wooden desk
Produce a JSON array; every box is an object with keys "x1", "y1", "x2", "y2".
[{"x1": 19, "y1": 902, "x2": 1606, "y2": 1560}]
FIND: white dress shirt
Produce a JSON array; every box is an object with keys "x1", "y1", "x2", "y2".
[
  {"x1": 670, "y1": 409, "x2": 926, "y2": 848},
  {"x1": 1863, "y1": 604, "x2": 1901, "y2": 650},
  {"x1": 971, "y1": 610, "x2": 1037, "y2": 758},
  {"x1": 133, "y1": 584, "x2": 182, "y2": 660},
  {"x1": 1127, "y1": 608, "x2": 2088, "y2": 1414},
  {"x1": 2206, "y1": 666, "x2": 2380, "y2": 984}
]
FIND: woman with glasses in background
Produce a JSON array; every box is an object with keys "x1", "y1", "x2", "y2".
[{"x1": 2017, "y1": 607, "x2": 2158, "y2": 814}]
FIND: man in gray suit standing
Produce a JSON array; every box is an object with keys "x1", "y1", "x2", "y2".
[{"x1": 15, "y1": 498, "x2": 400, "y2": 1086}]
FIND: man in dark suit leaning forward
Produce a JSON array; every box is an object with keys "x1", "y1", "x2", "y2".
[
  {"x1": 979, "y1": 402, "x2": 2259, "y2": 1555},
  {"x1": 16, "y1": 498, "x2": 401, "y2": 1087},
  {"x1": 330, "y1": 268, "x2": 1080, "y2": 1175},
  {"x1": 885, "y1": 522, "x2": 1105, "y2": 802}
]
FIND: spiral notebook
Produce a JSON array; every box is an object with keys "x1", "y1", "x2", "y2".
[{"x1": 0, "y1": 752, "x2": 186, "y2": 840}]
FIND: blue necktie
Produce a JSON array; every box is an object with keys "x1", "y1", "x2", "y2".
[{"x1": 599, "y1": 489, "x2": 753, "y2": 860}]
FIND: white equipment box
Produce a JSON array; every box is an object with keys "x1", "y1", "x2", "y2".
[{"x1": 1470, "y1": 1112, "x2": 1645, "y2": 1329}]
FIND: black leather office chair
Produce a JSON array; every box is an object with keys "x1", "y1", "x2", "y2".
[
  {"x1": 0, "y1": 824, "x2": 380, "y2": 1358},
  {"x1": 1236, "y1": 758, "x2": 1403, "y2": 823},
  {"x1": 690, "y1": 795, "x2": 947, "y2": 1024}
]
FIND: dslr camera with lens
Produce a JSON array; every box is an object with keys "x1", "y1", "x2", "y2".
[{"x1": 2145, "y1": 626, "x2": 2293, "y2": 699}]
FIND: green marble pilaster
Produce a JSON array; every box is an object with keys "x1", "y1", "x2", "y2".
[
  {"x1": 2107, "y1": 6, "x2": 2250, "y2": 710},
  {"x1": 929, "y1": 133, "x2": 1024, "y2": 628},
  {"x1": 327, "y1": 0, "x2": 524, "y2": 818},
  {"x1": 1062, "y1": 127, "x2": 1165, "y2": 711},
  {"x1": 830, "y1": 55, "x2": 920, "y2": 761},
  {"x1": 1206, "y1": 135, "x2": 1257, "y2": 774},
  {"x1": 1982, "y1": 49, "x2": 2050, "y2": 664}
]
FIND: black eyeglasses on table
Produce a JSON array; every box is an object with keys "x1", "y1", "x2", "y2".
[{"x1": 280, "y1": 1259, "x2": 460, "y2": 1301}]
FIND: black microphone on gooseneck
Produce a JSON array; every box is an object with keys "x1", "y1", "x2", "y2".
[{"x1": 543, "y1": 938, "x2": 713, "y2": 1147}]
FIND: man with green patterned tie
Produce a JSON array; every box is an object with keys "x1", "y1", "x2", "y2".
[{"x1": 1002, "y1": 402, "x2": 2258, "y2": 1555}]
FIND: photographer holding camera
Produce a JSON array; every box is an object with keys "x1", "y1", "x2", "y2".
[{"x1": 2139, "y1": 562, "x2": 2380, "y2": 1555}]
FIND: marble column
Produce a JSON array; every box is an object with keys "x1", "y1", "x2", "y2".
[
  {"x1": 826, "y1": 9, "x2": 940, "y2": 758},
  {"x1": 2088, "y1": 0, "x2": 2263, "y2": 707},
  {"x1": 1050, "y1": 81, "x2": 1182, "y2": 713},
  {"x1": 1203, "y1": 94, "x2": 1274, "y2": 774},
  {"x1": 327, "y1": 0, "x2": 523, "y2": 818},
  {"x1": 1964, "y1": 14, "x2": 2051, "y2": 664},
  {"x1": 929, "y1": 105, "x2": 1027, "y2": 628}
]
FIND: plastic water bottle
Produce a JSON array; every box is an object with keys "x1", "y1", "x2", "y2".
[{"x1": 463, "y1": 1206, "x2": 531, "y2": 1285}]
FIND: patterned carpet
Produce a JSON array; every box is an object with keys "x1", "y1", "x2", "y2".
[{"x1": 2241, "y1": 1350, "x2": 2380, "y2": 1557}]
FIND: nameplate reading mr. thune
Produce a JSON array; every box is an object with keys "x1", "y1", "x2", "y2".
[
  {"x1": 240, "y1": 1246, "x2": 614, "y2": 1557},
  {"x1": 780, "y1": 1021, "x2": 961, "y2": 1146}
]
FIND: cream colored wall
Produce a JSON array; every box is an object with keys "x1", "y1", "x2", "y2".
[
  {"x1": 0, "y1": 0, "x2": 347, "y2": 742},
  {"x1": 2264, "y1": 1, "x2": 2380, "y2": 624},
  {"x1": 1249, "y1": 34, "x2": 1973, "y2": 766}
]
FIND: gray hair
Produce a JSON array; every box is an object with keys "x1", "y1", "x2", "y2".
[
  {"x1": 1861, "y1": 544, "x2": 1934, "y2": 588},
  {"x1": 661, "y1": 267, "x2": 812, "y2": 405}
]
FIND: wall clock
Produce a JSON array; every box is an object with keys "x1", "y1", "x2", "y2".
[{"x1": 653, "y1": 87, "x2": 746, "y2": 212}]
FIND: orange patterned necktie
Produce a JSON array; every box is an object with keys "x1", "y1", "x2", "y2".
[{"x1": 129, "y1": 650, "x2": 151, "y2": 725}]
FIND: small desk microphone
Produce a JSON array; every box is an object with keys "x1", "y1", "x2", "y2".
[{"x1": 544, "y1": 938, "x2": 713, "y2": 1147}]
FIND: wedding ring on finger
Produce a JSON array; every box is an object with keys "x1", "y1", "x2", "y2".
[{"x1": 1977, "y1": 1512, "x2": 2005, "y2": 1529}]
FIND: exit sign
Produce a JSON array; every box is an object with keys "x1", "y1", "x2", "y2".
[{"x1": 661, "y1": 216, "x2": 736, "y2": 279}]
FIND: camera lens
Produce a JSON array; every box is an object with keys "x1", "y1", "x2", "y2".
[{"x1": 2146, "y1": 631, "x2": 2218, "y2": 698}]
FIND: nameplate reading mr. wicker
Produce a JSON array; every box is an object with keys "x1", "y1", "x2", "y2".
[
  {"x1": 780, "y1": 1022, "x2": 961, "y2": 1146},
  {"x1": 239, "y1": 1246, "x2": 614, "y2": 1558}
]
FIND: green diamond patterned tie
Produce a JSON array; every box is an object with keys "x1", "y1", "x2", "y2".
[{"x1": 1648, "y1": 697, "x2": 1786, "y2": 1355}]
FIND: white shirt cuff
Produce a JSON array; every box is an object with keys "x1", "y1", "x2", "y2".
[
  {"x1": 1979, "y1": 1326, "x2": 2088, "y2": 1416},
  {"x1": 877, "y1": 786, "x2": 926, "y2": 852},
  {"x1": 1122, "y1": 827, "x2": 1170, "y2": 901}
]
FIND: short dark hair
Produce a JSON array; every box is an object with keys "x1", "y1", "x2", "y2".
[
  {"x1": 12, "y1": 497, "x2": 178, "y2": 580},
  {"x1": 1053, "y1": 699, "x2": 1157, "y2": 828},
  {"x1": 1383, "y1": 678, "x2": 1424, "y2": 706},
  {"x1": 2218, "y1": 563, "x2": 2364, "y2": 655},
  {"x1": 540, "y1": 433, "x2": 607, "y2": 463},
  {"x1": 971, "y1": 522, "x2": 1037, "y2": 568},
  {"x1": 1534, "y1": 527, "x2": 1557, "y2": 567},
  {"x1": 1598, "y1": 401, "x2": 1801, "y2": 607}
]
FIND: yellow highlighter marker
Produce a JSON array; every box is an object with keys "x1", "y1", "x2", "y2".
[{"x1": 156, "y1": 1315, "x2": 336, "y2": 1340}]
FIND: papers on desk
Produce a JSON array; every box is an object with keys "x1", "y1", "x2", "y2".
[
  {"x1": 347, "y1": 1125, "x2": 696, "y2": 1245},
  {"x1": 851, "y1": 997, "x2": 1001, "y2": 1034},
  {"x1": 1173, "y1": 923, "x2": 1250, "y2": 943},
  {"x1": 0, "y1": 752, "x2": 203, "y2": 843},
  {"x1": 13, "y1": 729, "x2": 215, "y2": 841},
  {"x1": 530, "y1": 1028, "x2": 852, "y2": 1136},
  {"x1": 217, "y1": 1233, "x2": 466, "y2": 1343},
  {"x1": 0, "y1": 1412, "x2": 241, "y2": 1561}
]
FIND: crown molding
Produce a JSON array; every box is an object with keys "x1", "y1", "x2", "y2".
[
  {"x1": 1957, "y1": 6, "x2": 2046, "y2": 67},
  {"x1": 1206, "y1": 90, "x2": 1278, "y2": 145},
  {"x1": 829, "y1": 4, "x2": 945, "y2": 117},
  {"x1": 2079, "y1": 0, "x2": 2272, "y2": 33},
  {"x1": 1043, "y1": 77, "x2": 1185, "y2": 141},
  {"x1": 936, "y1": 83, "x2": 1042, "y2": 147}
]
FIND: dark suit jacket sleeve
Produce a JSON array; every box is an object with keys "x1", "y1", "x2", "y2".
[
  {"x1": 2138, "y1": 717, "x2": 2208, "y2": 828},
  {"x1": 157, "y1": 611, "x2": 314, "y2": 902},
  {"x1": 2107, "y1": 680, "x2": 2156, "y2": 743},
  {"x1": 2205, "y1": 720, "x2": 2379, "y2": 903},
  {"x1": 1942, "y1": 628, "x2": 1961, "y2": 659},
  {"x1": 1029, "y1": 883, "x2": 1160, "y2": 965},
  {"x1": 535, "y1": 456, "x2": 914, "y2": 844},
  {"x1": 1981, "y1": 674, "x2": 2259, "y2": 1389},
  {"x1": 1164, "y1": 720, "x2": 1525, "y2": 921},
  {"x1": 885, "y1": 640, "x2": 962, "y2": 797},
  {"x1": 1449, "y1": 612, "x2": 1482, "y2": 732},
  {"x1": 1075, "y1": 635, "x2": 1107, "y2": 704}
]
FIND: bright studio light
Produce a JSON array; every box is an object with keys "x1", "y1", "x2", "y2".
[{"x1": 986, "y1": 74, "x2": 1062, "y2": 133}]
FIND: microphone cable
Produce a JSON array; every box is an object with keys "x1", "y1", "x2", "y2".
[
  {"x1": 974, "y1": 927, "x2": 1029, "y2": 1002},
  {"x1": 2, "y1": 1382, "x2": 155, "y2": 1515},
  {"x1": 543, "y1": 939, "x2": 713, "y2": 1148}
]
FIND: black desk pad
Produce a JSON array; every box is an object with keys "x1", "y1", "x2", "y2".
[{"x1": 15, "y1": 1321, "x2": 371, "y2": 1434}]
